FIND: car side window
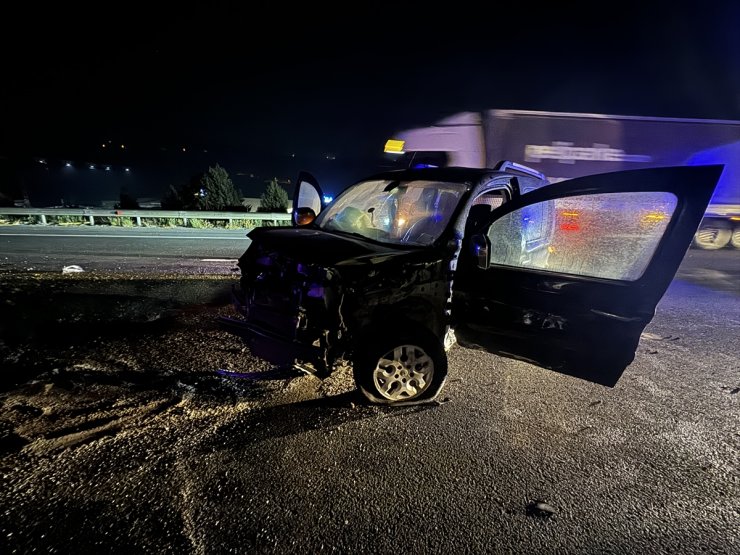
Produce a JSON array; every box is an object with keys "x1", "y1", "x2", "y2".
[
  {"x1": 465, "y1": 190, "x2": 506, "y2": 235},
  {"x1": 486, "y1": 191, "x2": 678, "y2": 281}
]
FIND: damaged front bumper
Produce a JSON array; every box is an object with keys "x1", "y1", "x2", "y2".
[
  {"x1": 218, "y1": 315, "x2": 323, "y2": 368},
  {"x1": 218, "y1": 285, "x2": 328, "y2": 373}
]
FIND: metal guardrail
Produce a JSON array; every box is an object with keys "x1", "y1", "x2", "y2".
[{"x1": 0, "y1": 208, "x2": 293, "y2": 226}]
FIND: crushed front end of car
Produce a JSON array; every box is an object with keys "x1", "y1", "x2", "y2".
[
  {"x1": 218, "y1": 224, "x2": 454, "y2": 403},
  {"x1": 219, "y1": 230, "x2": 347, "y2": 377},
  {"x1": 218, "y1": 171, "x2": 476, "y2": 404}
]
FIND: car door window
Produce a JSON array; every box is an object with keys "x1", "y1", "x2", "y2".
[
  {"x1": 465, "y1": 190, "x2": 507, "y2": 235},
  {"x1": 486, "y1": 191, "x2": 678, "y2": 281}
]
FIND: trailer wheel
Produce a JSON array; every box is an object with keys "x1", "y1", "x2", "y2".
[
  {"x1": 693, "y1": 222, "x2": 732, "y2": 250},
  {"x1": 731, "y1": 226, "x2": 740, "y2": 249}
]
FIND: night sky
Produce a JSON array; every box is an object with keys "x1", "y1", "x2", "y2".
[{"x1": 2, "y1": 2, "x2": 739, "y2": 205}]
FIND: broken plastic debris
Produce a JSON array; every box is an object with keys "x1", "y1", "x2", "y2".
[
  {"x1": 640, "y1": 332, "x2": 680, "y2": 341},
  {"x1": 62, "y1": 265, "x2": 84, "y2": 274},
  {"x1": 525, "y1": 501, "x2": 556, "y2": 518}
]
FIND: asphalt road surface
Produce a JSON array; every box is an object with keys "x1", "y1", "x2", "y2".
[
  {"x1": 1, "y1": 225, "x2": 739, "y2": 286},
  {"x1": 0, "y1": 225, "x2": 252, "y2": 274},
  {"x1": 0, "y1": 225, "x2": 738, "y2": 554}
]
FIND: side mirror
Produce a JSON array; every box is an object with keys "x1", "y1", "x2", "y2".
[
  {"x1": 294, "y1": 207, "x2": 317, "y2": 226},
  {"x1": 470, "y1": 233, "x2": 490, "y2": 269}
]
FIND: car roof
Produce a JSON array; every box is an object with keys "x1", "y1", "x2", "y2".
[
  {"x1": 361, "y1": 166, "x2": 496, "y2": 184},
  {"x1": 359, "y1": 164, "x2": 550, "y2": 186}
]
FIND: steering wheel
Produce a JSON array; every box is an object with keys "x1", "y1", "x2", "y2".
[{"x1": 402, "y1": 216, "x2": 437, "y2": 245}]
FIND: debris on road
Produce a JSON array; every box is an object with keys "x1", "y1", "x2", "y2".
[
  {"x1": 62, "y1": 265, "x2": 84, "y2": 274},
  {"x1": 526, "y1": 501, "x2": 556, "y2": 519},
  {"x1": 640, "y1": 332, "x2": 681, "y2": 342}
]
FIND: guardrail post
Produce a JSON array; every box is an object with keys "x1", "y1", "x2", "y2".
[
  {"x1": 40, "y1": 214, "x2": 47, "y2": 225},
  {"x1": 136, "y1": 216, "x2": 142, "y2": 226},
  {"x1": 89, "y1": 215, "x2": 95, "y2": 226}
]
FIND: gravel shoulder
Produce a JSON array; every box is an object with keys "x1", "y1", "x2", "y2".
[{"x1": 0, "y1": 270, "x2": 738, "y2": 554}]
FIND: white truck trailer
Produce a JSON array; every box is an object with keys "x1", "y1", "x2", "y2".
[{"x1": 385, "y1": 109, "x2": 740, "y2": 249}]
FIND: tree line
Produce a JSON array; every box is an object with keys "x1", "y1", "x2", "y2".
[{"x1": 118, "y1": 164, "x2": 290, "y2": 212}]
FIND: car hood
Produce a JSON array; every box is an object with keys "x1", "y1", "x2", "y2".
[{"x1": 246, "y1": 227, "x2": 419, "y2": 267}]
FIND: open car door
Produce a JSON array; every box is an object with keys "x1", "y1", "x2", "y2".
[
  {"x1": 292, "y1": 171, "x2": 324, "y2": 226},
  {"x1": 452, "y1": 165, "x2": 723, "y2": 387}
]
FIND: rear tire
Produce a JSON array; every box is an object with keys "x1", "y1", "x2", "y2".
[
  {"x1": 693, "y1": 222, "x2": 731, "y2": 250},
  {"x1": 731, "y1": 226, "x2": 740, "y2": 249},
  {"x1": 352, "y1": 326, "x2": 448, "y2": 405}
]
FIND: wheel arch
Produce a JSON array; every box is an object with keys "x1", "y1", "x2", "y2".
[
  {"x1": 351, "y1": 317, "x2": 449, "y2": 406},
  {"x1": 366, "y1": 296, "x2": 446, "y2": 340}
]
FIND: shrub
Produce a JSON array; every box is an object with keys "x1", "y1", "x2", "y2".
[
  {"x1": 226, "y1": 219, "x2": 257, "y2": 229},
  {"x1": 52, "y1": 215, "x2": 86, "y2": 226},
  {"x1": 259, "y1": 178, "x2": 290, "y2": 212},
  {"x1": 188, "y1": 218, "x2": 214, "y2": 229},
  {"x1": 143, "y1": 217, "x2": 181, "y2": 227},
  {"x1": 104, "y1": 216, "x2": 135, "y2": 227}
]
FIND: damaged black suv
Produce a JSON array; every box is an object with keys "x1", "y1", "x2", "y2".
[{"x1": 220, "y1": 161, "x2": 721, "y2": 405}]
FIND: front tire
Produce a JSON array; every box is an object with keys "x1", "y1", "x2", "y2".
[
  {"x1": 353, "y1": 326, "x2": 448, "y2": 405},
  {"x1": 731, "y1": 225, "x2": 740, "y2": 249},
  {"x1": 693, "y1": 221, "x2": 732, "y2": 250}
]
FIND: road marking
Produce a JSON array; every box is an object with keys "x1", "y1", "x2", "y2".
[
  {"x1": 0, "y1": 233, "x2": 247, "y2": 240},
  {"x1": 201, "y1": 258, "x2": 237, "y2": 262}
]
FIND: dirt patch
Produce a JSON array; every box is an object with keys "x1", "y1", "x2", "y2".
[{"x1": 0, "y1": 271, "x2": 357, "y2": 464}]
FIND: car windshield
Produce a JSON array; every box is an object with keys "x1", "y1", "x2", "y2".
[{"x1": 314, "y1": 179, "x2": 468, "y2": 246}]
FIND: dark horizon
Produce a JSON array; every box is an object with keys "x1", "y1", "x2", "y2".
[{"x1": 2, "y1": 2, "x2": 739, "y2": 205}]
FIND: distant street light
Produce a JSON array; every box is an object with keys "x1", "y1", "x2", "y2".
[
  {"x1": 89, "y1": 165, "x2": 95, "y2": 169},
  {"x1": 125, "y1": 168, "x2": 130, "y2": 172},
  {"x1": 65, "y1": 162, "x2": 72, "y2": 167},
  {"x1": 105, "y1": 166, "x2": 111, "y2": 171}
]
